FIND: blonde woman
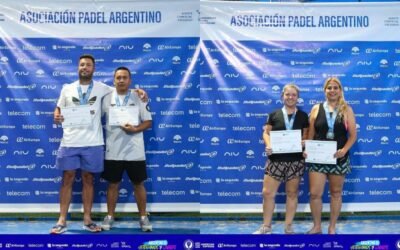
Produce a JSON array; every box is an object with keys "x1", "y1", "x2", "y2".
[
  {"x1": 254, "y1": 84, "x2": 309, "y2": 234},
  {"x1": 306, "y1": 77, "x2": 357, "y2": 234}
]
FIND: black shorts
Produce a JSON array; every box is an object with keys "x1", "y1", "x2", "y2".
[{"x1": 101, "y1": 160, "x2": 147, "y2": 184}]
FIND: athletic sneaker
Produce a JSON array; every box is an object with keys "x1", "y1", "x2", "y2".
[
  {"x1": 101, "y1": 215, "x2": 114, "y2": 231},
  {"x1": 139, "y1": 216, "x2": 152, "y2": 232},
  {"x1": 252, "y1": 224, "x2": 272, "y2": 234}
]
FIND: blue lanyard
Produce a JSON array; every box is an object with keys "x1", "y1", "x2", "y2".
[
  {"x1": 115, "y1": 91, "x2": 131, "y2": 106},
  {"x1": 323, "y1": 101, "x2": 337, "y2": 132},
  {"x1": 77, "y1": 82, "x2": 93, "y2": 105},
  {"x1": 281, "y1": 107, "x2": 296, "y2": 130}
]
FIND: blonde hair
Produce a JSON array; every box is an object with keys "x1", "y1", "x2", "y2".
[
  {"x1": 323, "y1": 77, "x2": 347, "y2": 118},
  {"x1": 281, "y1": 83, "x2": 300, "y2": 98}
]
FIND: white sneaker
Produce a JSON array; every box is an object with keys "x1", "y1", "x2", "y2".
[
  {"x1": 252, "y1": 224, "x2": 272, "y2": 234},
  {"x1": 101, "y1": 215, "x2": 114, "y2": 231},
  {"x1": 140, "y1": 216, "x2": 152, "y2": 232}
]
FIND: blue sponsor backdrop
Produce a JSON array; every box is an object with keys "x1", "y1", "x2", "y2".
[
  {"x1": 200, "y1": 1, "x2": 400, "y2": 211},
  {"x1": 0, "y1": 1, "x2": 200, "y2": 212}
]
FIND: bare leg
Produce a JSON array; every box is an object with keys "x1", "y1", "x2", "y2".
[
  {"x1": 261, "y1": 175, "x2": 281, "y2": 227},
  {"x1": 82, "y1": 171, "x2": 94, "y2": 224},
  {"x1": 308, "y1": 172, "x2": 327, "y2": 233},
  {"x1": 106, "y1": 182, "x2": 120, "y2": 217},
  {"x1": 327, "y1": 174, "x2": 345, "y2": 234},
  {"x1": 284, "y1": 177, "x2": 300, "y2": 228},
  {"x1": 56, "y1": 170, "x2": 76, "y2": 225},
  {"x1": 133, "y1": 181, "x2": 147, "y2": 216}
]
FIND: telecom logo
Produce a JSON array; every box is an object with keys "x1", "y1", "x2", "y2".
[
  {"x1": 48, "y1": 58, "x2": 73, "y2": 64},
  {"x1": 17, "y1": 58, "x2": 40, "y2": 64},
  {"x1": 368, "y1": 111, "x2": 390, "y2": 116},
  {"x1": 161, "y1": 190, "x2": 186, "y2": 196},
  {"x1": 292, "y1": 73, "x2": 316, "y2": 79},
  {"x1": 0, "y1": 135, "x2": 8, "y2": 144},
  {"x1": 6, "y1": 191, "x2": 31, "y2": 196},
  {"x1": 23, "y1": 45, "x2": 45, "y2": 51},
  {"x1": 217, "y1": 191, "x2": 241, "y2": 197},
  {"x1": 218, "y1": 113, "x2": 241, "y2": 118}
]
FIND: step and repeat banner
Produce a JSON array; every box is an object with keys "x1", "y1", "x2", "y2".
[
  {"x1": 0, "y1": 0, "x2": 199, "y2": 212},
  {"x1": 200, "y1": 1, "x2": 400, "y2": 212}
]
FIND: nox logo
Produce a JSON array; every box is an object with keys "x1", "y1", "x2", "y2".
[
  {"x1": 357, "y1": 61, "x2": 372, "y2": 66},
  {"x1": 41, "y1": 85, "x2": 57, "y2": 90},
  {"x1": 388, "y1": 74, "x2": 400, "y2": 78},
  {"x1": 357, "y1": 138, "x2": 373, "y2": 143},
  {"x1": 149, "y1": 137, "x2": 165, "y2": 142},
  {"x1": 224, "y1": 152, "x2": 240, "y2": 157},
  {"x1": 118, "y1": 45, "x2": 134, "y2": 50},
  {"x1": 148, "y1": 57, "x2": 164, "y2": 63},
  {"x1": 13, "y1": 150, "x2": 29, "y2": 155},
  {"x1": 181, "y1": 149, "x2": 197, "y2": 154},
  {"x1": 14, "y1": 71, "x2": 29, "y2": 76},
  {"x1": 327, "y1": 48, "x2": 343, "y2": 53},
  {"x1": 180, "y1": 70, "x2": 196, "y2": 75},
  {"x1": 251, "y1": 87, "x2": 267, "y2": 91},
  {"x1": 224, "y1": 73, "x2": 239, "y2": 78}
]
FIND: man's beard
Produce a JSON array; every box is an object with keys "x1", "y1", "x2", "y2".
[{"x1": 79, "y1": 72, "x2": 93, "y2": 82}]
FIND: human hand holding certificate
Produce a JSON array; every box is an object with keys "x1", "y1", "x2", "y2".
[
  {"x1": 61, "y1": 106, "x2": 92, "y2": 128},
  {"x1": 109, "y1": 106, "x2": 139, "y2": 126},
  {"x1": 305, "y1": 140, "x2": 337, "y2": 165},
  {"x1": 270, "y1": 130, "x2": 302, "y2": 154}
]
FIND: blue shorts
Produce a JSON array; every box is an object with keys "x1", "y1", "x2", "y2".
[{"x1": 56, "y1": 146, "x2": 104, "y2": 173}]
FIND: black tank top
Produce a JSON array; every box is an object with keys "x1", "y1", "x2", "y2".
[{"x1": 313, "y1": 103, "x2": 349, "y2": 159}]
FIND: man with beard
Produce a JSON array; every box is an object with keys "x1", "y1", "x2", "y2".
[{"x1": 51, "y1": 54, "x2": 145, "y2": 234}]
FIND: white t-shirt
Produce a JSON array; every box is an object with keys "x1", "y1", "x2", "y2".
[
  {"x1": 57, "y1": 80, "x2": 112, "y2": 147},
  {"x1": 103, "y1": 89, "x2": 152, "y2": 161}
]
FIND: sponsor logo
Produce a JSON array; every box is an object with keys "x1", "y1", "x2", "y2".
[
  {"x1": 388, "y1": 73, "x2": 400, "y2": 78},
  {"x1": 354, "y1": 150, "x2": 382, "y2": 156},
  {"x1": 321, "y1": 60, "x2": 350, "y2": 66},
  {"x1": 143, "y1": 70, "x2": 172, "y2": 76},
  {"x1": 366, "y1": 48, "x2": 389, "y2": 53},
  {"x1": 145, "y1": 149, "x2": 174, "y2": 155},
  {"x1": 217, "y1": 165, "x2": 246, "y2": 171},
  {"x1": 164, "y1": 163, "x2": 194, "y2": 169},
  {"x1": 365, "y1": 177, "x2": 388, "y2": 183},
  {"x1": 292, "y1": 48, "x2": 320, "y2": 54},
  {"x1": 366, "y1": 125, "x2": 390, "y2": 130}
]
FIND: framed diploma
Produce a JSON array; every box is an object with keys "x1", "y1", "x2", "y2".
[
  {"x1": 305, "y1": 140, "x2": 337, "y2": 165},
  {"x1": 270, "y1": 129, "x2": 302, "y2": 154}
]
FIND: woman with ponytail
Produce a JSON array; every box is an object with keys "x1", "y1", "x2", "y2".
[{"x1": 305, "y1": 77, "x2": 357, "y2": 234}]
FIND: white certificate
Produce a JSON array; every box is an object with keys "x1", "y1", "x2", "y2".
[
  {"x1": 108, "y1": 106, "x2": 139, "y2": 126},
  {"x1": 61, "y1": 106, "x2": 92, "y2": 128},
  {"x1": 270, "y1": 129, "x2": 302, "y2": 154},
  {"x1": 305, "y1": 140, "x2": 337, "y2": 165}
]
